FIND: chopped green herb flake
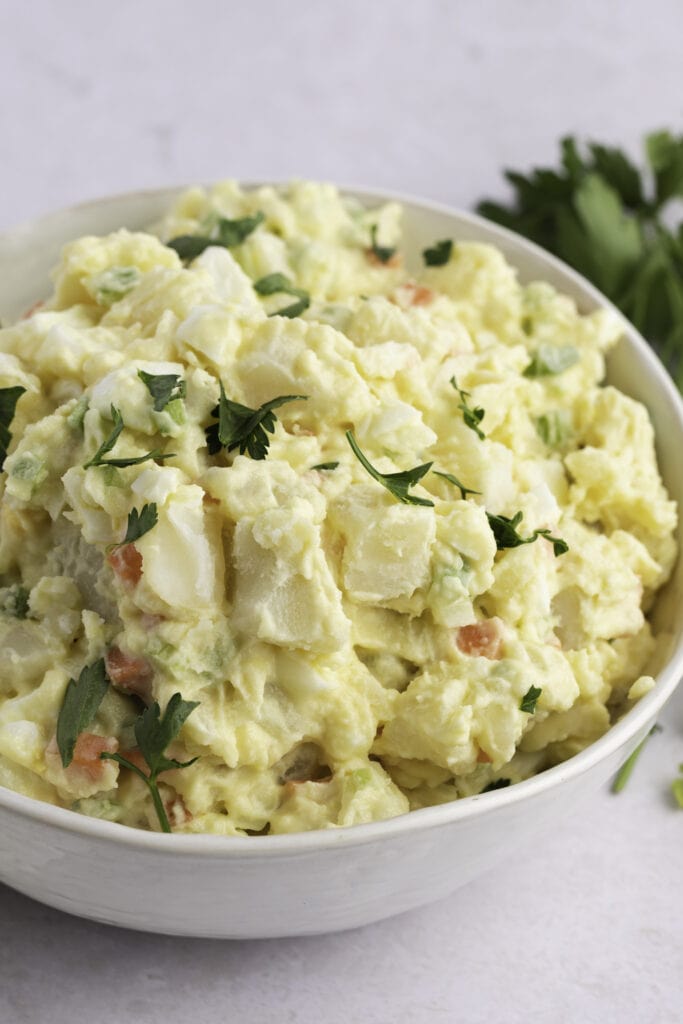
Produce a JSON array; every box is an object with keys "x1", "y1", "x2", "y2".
[
  {"x1": 56, "y1": 659, "x2": 109, "y2": 768},
  {"x1": 90, "y1": 266, "x2": 141, "y2": 306},
  {"x1": 423, "y1": 239, "x2": 453, "y2": 266},
  {"x1": 535, "y1": 410, "x2": 573, "y2": 447},
  {"x1": 67, "y1": 395, "x2": 89, "y2": 432},
  {"x1": 520, "y1": 685, "x2": 542, "y2": 714},
  {"x1": 206, "y1": 384, "x2": 307, "y2": 461},
  {"x1": 450, "y1": 377, "x2": 485, "y2": 439},
  {"x1": 101, "y1": 693, "x2": 199, "y2": 833},
  {"x1": 369, "y1": 225, "x2": 397, "y2": 264},
  {"x1": 167, "y1": 211, "x2": 265, "y2": 261},
  {"x1": 138, "y1": 370, "x2": 187, "y2": 412},
  {"x1": 0, "y1": 386, "x2": 26, "y2": 471},
  {"x1": 312, "y1": 461, "x2": 339, "y2": 471},
  {"x1": 1, "y1": 584, "x2": 30, "y2": 619},
  {"x1": 253, "y1": 273, "x2": 310, "y2": 319},
  {"x1": 524, "y1": 345, "x2": 580, "y2": 378},
  {"x1": 486, "y1": 510, "x2": 568, "y2": 556},
  {"x1": 346, "y1": 431, "x2": 434, "y2": 507}
]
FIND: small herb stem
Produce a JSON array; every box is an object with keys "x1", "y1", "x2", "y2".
[
  {"x1": 612, "y1": 725, "x2": 659, "y2": 793},
  {"x1": 147, "y1": 774, "x2": 171, "y2": 833}
]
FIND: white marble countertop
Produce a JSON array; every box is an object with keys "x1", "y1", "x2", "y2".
[{"x1": 1, "y1": 1, "x2": 682, "y2": 1021}]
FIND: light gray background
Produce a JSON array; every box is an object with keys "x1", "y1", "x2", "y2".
[{"x1": 1, "y1": 1, "x2": 682, "y2": 1021}]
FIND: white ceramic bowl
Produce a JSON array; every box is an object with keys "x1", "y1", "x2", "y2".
[{"x1": 0, "y1": 186, "x2": 682, "y2": 939}]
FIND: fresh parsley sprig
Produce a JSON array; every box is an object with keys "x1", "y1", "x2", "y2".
[
  {"x1": 432, "y1": 469, "x2": 481, "y2": 500},
  {"x1": 101, "y1": 694, "x2": 199, "y2": 833},
  {"x1": 56, "y1": 659, "x2": 110, "y2": 768},
  {"x1": 450, "y1": 376, "x2": 485, "y2": 439},
  {"x1": 0, "y1": 386, "x2": 26, "y2": 471},
  {"x1": 167, "y1": 211, "x2": 265, "y2": 262},
  {"x1": 84, "y1": 406, "x2": 176, "y2": 469},
  {"x1": 520, "y1": 685, "x2": 542, "y2": 714},
  {"x1": 486, "y1": 510, "x2": 568, "y2": 556},
  {"x1": 369, "y1": 225, "x2": 397, "y2": 264},
  {"x1": 122, "y1": 503, "x2": 158, "y2": 545},
  {"x1": 346, "y1": 430, "x2": 434, "y2": 507},
  {"x1": 253, "y1": 273, "x2": 310, "y2": 318},
  {"x1": 423, "y1": 239, "x2": 453, "y2": 266},
  {"x1": 206, "y1": 384, "x2": 307, "y2": 460},
  {"x1": 138, "y1": 370, "x2": 186, "y2": 412},
  {"x1": 477, "y1": 132, "x2": 683, "y2": 389}
]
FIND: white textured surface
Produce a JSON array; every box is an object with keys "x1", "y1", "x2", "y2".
[{"x1": 1, "y1": 0, "x2": 682, "y2": 1020}]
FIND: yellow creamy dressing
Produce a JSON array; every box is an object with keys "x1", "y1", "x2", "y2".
[{"x1": 0, "y1": 181, "x2": 676, "y2": 834}]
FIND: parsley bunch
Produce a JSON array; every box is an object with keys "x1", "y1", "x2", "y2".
[{"x1": 478, "y1": 132, "x2": 683, "y2": 389}]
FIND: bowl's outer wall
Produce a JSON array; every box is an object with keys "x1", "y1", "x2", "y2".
[{"x1": 0, "y1": 186, "x2": 681, "y2": 938}]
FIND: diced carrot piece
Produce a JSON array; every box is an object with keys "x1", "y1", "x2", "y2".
[
  {"x1": 477, "y1": 748, "x2": 492, "y2": 764},
  {"x1": 456, "y1": 619, "x2": 504, "y2": 660},
  {"x1": 117, "y1": 748, "x2": 150, "y2": 776},
  {"x1": 165, "y1": 793, "x2": 192, "y2": 827},
  {"x1": 72, "y1": 732, "x2": 118, "y2": 781},
  {"x1": 107, "y1": 543, "x2": 142, "y2": 586},
  {"x1": 105, "y1": 646, "x2": 154, "y2": 701},
  {"x1": 395, "y1": 282, "x2": 435, "y2": 306}
]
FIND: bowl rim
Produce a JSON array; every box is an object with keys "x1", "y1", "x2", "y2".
[{"x1": 1, "y1": 180, "x2": 682, "y2": 858}]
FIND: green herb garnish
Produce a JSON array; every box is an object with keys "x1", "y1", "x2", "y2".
[
  {"x1": 450, "y1": 376, "x2": 485, "y2": 439},
  {"x1": 206, "y1": 384, "x2": 307, "y2": 460},
  {"x1": 253, "y1": 273, "x2": 310, "y2": 318},
  {"x1": 167, "y1": 211, "x2": 265, "y2": 262},
  {"x1": 369, "y1": 225, "x2": 397, "y2": 264},
  {"x1": 312, "y1": 461, "x2": 339, "y2": 471},
  {"x1": 84, "y1": 406, "x2": 175, "y2": 469},
  {"x1": 56, "y1": 659, "x2": 110, "y2": 768},
  {"x1": 423, "y1": 239, "x2": 453, "y2": 266},
  {"x1": 520, "y1": 685, "x2": 542, "y2": 714},
  {"x1": 122, "y1": 503, "x2": 158, "y2": 545},
  {"x1": 433, "y1": 469, "x2": 481, "y2": 500},
  {"x1": 0, "y1": 584, "x2": 30, "y2": 619},
  {"x1": 346, "y1": 430, "x2": 434, "y2": 507},
  {"x1": 486, "y1": 510, "x2": 568, "y2": 556},
  {"x1": 612, "y1": 725, "x2": 662, "y2": 793},
  {"x1": 523, "y1": 345, "x2": 580, "y2": 378},
  {"x1": 534, "y1": 410, "x2": 573, "y2": 447},
  {"x1": 477, "y1": 132, "x2": 683, "y2": 389},
  {"x1": 88, "y1": 266, "x2": 141, "y2": 306},
  {"x1": 138, "y1": 370, "x2": 186, "y2": 412},
  {"x1": 0, "y1": 386, "x2": 26, "y2": 471},
  {"x1": 101, "y1": 694, "x2": 199, "y2": 833}
]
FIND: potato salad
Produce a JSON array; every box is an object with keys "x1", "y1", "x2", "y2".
[{"x1": 0, "y1": 181, "x2": 676, "y2": 835}]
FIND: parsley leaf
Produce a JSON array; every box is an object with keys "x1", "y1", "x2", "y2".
[
  {"x1": 450, "y1": 376, "x2": 485, "y2": 439},
  {"x1": 486, "y1": 510, "x2": 568, "y2": 556},
  {"x1": 423, "y1": 239, "x2": 453, "y2": 266},
  {"x1": 0, "y1": 386, "x2": 26, "y2": 471},
  {"x1": 167, "y1": 211, "x2": 265, "y2": 262},
  {"x1": 476, "y1": 132, "x2": 683, "y2": 389},
  {"x1": 253, "y1": 273, "x2": 310, "y2": 318},
  {"x1": 101, "y1": 693, "x2": 199, "y2": 833},
  {"x1": 206, "y1": 384, "x2": 307, "y2": 460},
  {"x1": 312, "y1": 461, "x2": 339, "y2": 471},
  {"x1": 84, "y1": 406, "x2": 175, "y2": 469},
  {"x1": 138, "y1": 370, "x2": 186, "y2": 412},
  {"x1": 0, "y1": 584, "x2": 30, "y2": 619},
  {"x1": 56, "y1": 659, "x2": 110, "y2": 768},
  {"x1": 433, "y1": 469, "x2": 481, "y2": 500},
  {"x1": 520, "y1": 685, "x2": 542, "y2": 714},
  {"x1": 369, "y1": 225, "x2": 397, "y2": 264},
  {"x1": 346, "y1": 430, "x2": 434, "y2": 507},
  {"x1": 123, "y1": 503, "x2": 158, "y2": 545},
  {"x1": 523, "y1": 345, "x2": 580, "y2": 378}
]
